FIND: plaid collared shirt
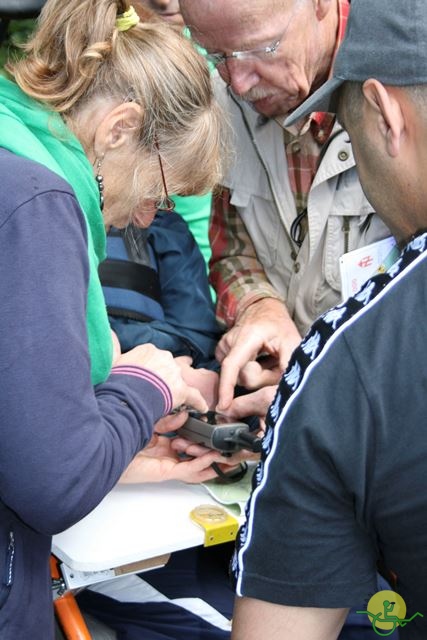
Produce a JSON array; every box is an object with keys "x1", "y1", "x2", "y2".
[{"x1": 210, "y1": 0, "x2": 350, "y2": 328}]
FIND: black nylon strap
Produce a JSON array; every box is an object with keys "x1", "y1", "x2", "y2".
[
  {"x1": 98, "y1": 258, "x2": 162, "y2": 303},
  {"x1": 106, "y1": 306, "x2": 155, "y2": 323}
]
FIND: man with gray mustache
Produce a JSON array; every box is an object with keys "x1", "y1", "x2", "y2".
[{"x1": 180, "y1": 0, "x2": 391, "y2": 417}]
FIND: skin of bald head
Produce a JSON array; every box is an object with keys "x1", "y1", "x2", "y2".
[
  {"x1": 338, "y1": 80, "x2": 427, "y2": 247},
  {"x1": 180, "y1": 0, "x2": 339, "y2": 118},
  {"x1": 135, "y1": 0, "x2": 184, "y2": 26}
]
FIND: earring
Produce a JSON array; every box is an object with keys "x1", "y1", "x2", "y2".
[{"x1": 95, "y1": 155, "x2": 105, "y2": 211}]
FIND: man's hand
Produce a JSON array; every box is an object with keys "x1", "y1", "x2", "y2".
[
  {"x1": 216, "y1": 298, "x2": 301, "y2": 411},
  {"x1": 221, "y1": 386, "x2": 278, "y2": 428}
]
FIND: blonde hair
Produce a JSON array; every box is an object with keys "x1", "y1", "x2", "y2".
[{"x1": 7, "y1": 0, "x2": 225, "y2": 197}]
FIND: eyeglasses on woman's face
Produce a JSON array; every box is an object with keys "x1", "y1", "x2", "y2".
[{"x1": 154, "y1": 138, "x2": 175, "y2": 212}]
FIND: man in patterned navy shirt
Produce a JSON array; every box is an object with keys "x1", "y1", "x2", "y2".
[{"x1": 231, "y1": 1, "x2": 427, "y2": 639}]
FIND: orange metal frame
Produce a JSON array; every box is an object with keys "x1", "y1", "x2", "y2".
[{"x1": 51, "y1": 555, "x2": 91, "y2": 640}]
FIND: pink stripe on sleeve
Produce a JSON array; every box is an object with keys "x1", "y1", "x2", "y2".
[{"x1": 110, "y1": 365, "x2": 173, "y2": 414}]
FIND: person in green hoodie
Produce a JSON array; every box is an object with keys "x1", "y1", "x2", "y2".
[{"x1": 0, "y1": 2, "x2": 235, "y2": 638}]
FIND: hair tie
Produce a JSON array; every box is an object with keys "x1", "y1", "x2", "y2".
[{"x1": 116, "y1": 5, "x2": 140, "y2": 32}]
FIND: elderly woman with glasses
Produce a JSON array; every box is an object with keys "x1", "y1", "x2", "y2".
[
  {"x1": 131, "y1": 0, "x2": 216, "y2": 271},
  {"x1": 0, "y1": 1, "x2": 236, "y2": 637}
]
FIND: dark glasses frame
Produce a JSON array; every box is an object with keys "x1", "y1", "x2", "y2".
[{"x1": 154, "y1": 138, "x2": 175, "y2": 212}]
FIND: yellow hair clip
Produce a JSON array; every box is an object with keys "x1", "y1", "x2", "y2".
[{"x1": 116, "y1": 5, "x2": 140, "y2": 32}]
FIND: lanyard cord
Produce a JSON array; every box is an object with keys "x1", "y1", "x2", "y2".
[
  {"x1": 290, "y1": 128, "x2": 346, "y2": 247},
  {"x1": 228, "y1": 86, "x2": 345, "y2": 259},
  {"x1": 228, "y1": 87, "x2": 299, "y2": 260}
]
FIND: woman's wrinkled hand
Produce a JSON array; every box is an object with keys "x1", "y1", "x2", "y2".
[
  {"x1": 175, "y1": 356, "x2": 219, "y2": 410},
  {"x1": 119, "y1": 432, "x2": 244, "y2": 484},
  {"x1": 114, "y1": 344, "x2": 208, "y2": 414}
]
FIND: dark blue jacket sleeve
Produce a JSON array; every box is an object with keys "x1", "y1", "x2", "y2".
[
  {"x1": 110, "y1": 315, "x2": 195, "y2": 357},
  {"x1": 0, "y1": 189, "x2": 168, "y2": 535}
]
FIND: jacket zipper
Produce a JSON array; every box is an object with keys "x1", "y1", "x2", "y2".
[
  {"x1": 342, "y1": 217, "x2": 350, "y2": 255},
  {"x1": 4, "y1": 531, "x2": 14, "y2": 588},
  {"x1": 0, "y1": 531, "x2": 14, "y2": 608}
]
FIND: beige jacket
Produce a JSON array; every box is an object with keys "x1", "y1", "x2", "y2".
[{"x1": 217, "y1": 82, "x2": 390, "y2": 335}]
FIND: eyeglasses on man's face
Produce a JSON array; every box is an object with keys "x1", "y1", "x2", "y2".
[
  {"x1": 206, "y1": 33, "x2": 283, "y2": 68},
  {"x1": 204, "y1": 7, "x2": 296, "y2": 70}
]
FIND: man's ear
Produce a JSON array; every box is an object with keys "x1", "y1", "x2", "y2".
[
  {"x1": 94, "y1": 102, "x2": 143, "y2": 156},
  {"x1": 314, "y1": 0, "x2": 334, "y2": 21},
  {"x1": 362, "y1": 79, "x2": 405, "y2": 158}
]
